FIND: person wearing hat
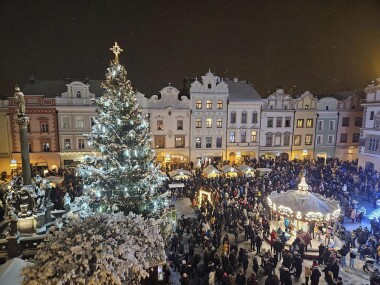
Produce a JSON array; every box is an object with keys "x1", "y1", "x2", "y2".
[
  {"x1": 310, "y1": 266, "x2": 321, "y2": 285},
  {"x1": 180, "y1": 273, "x2": 189, "y2": 285}
]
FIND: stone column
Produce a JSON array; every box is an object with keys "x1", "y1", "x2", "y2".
[{"x1": 17, "y1": 116, "x2": 31, "y2": 185}]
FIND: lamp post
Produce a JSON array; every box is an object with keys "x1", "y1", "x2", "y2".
[{"x1": 10, "y1": 159, "x2": 18, "y2": 177}]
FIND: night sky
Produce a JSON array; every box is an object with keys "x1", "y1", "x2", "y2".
[{"x1": 1, "y1": 0, "x2": 380, "y2": 97}]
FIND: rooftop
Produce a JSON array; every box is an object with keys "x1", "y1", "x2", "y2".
[{"x1": 225, "y1": 79, "x2": 262, "y2": 101}]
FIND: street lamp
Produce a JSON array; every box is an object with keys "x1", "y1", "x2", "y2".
[{"x1": 10, "y1": 159, "x2": 18, "y2": 176}]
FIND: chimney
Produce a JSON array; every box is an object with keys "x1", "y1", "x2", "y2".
[{"x1": 233, "y1": 77, "x2": 238, "y2": 83}]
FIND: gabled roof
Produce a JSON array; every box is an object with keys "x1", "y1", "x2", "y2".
[{"x1": 225, "y1": 80, "x2": 262, "y2": 101}]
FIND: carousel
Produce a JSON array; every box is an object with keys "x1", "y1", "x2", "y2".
[{"x1": 267, "y1": 173, "x2": 340, "y2": 234}]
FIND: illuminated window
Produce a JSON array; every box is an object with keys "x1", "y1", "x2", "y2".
[
  {"x1": 64, "y1": 139, "x2": 71, "y2": 150},
  {"x1": 206, "y1": 118, "x2": 212, "y2": 128},
  {"x1": 155, "y1": 136, "x2": 165, "y2": 148},
  {"x1": 196, "y1": 100, "x2": 202, "y2": 109},
  {"x1": 306, "y1": 119, "x2": 313, "y2": 128},
  {"x1": 195, "y1": 118, "x2": 202, "y2": 128},
  {"x1": 217, "y1": 100, "x2": 223, "y2": 109},
  {"x1": 294, "y1": 135, "x2": 302, "y2": 146},
  {"x1": 78, "y1": 138, "x2": 85, "y2": 149},
  {"x1": 195, "y1": 137, "x2": 201, "y2": 148},
  {"x1": 305, "y1": 135, "x2": 313, "y2": 145},
  {"x1": 251, "y1": 131, "x2": 257, "y2": 142},
  {"x1": 42, "y1": 142, "x2": 50, "y2": 152},
  {"x1": 297, "y1": 119, "x2": 304, "y2": 128},
  {"x1": 230, "y1": 131, "x2": 235, "y2": 143},
  {"x1": 216, "y1": 118, "x2": 222, "y2": 128},
  {"x1": 175, "y1": 136, "x2": 185, "y2": 148},
  {"x1": 206, "y1": 100, "x2": 212, "y2": 109}
]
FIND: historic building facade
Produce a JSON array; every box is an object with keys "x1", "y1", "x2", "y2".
[
  {"x1": 189, "y1": 71, "x2": 229, "y2": 163},
  {"x1": 359, "y1": 79, "x2": 380, "y2": 170},
  {"x1": 260, "y1": 89, "x2": 294, "y2": 159},
  {"x1": 335, "y1": 92, "x2": 363, "y2": 161},
  {"x1": 56, "y1": 80, "x2": 102, "y2": 167},
  {"x1": 10, "y1": 81, "x2": 61, "y2": 170},
  {"x1": 292, "y1": 91, "x2": 318, "y2": 160},
  {"x1": 0, "y1": 99, "x2": 12, "y2": 174},
  {"x1": 147, "y1": 85, "x2": 190, "y2": 168},
  {"x1": 314, "y1": 97, "x2": 339, "y2": 161},
  {"x1": 226, "y1": 79, "x2": 262, "y2": 162}
]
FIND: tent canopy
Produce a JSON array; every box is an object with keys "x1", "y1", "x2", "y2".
[
  {"x1": 203, "y1": 165, "x2": 221, "y2": 175},
  {"x1": 237, "y1": 164, "x2": 255, "y2": 173},
  {"x1": 220, "y1": 165, "x2": 237, "y2": 174},
  {"x1": 0, "y1": 258, "x2": 29, "y2": 285}
]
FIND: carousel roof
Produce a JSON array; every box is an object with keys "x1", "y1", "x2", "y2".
[{"x1": 268, "y1": 176, "x2": 340, "y2": 221}]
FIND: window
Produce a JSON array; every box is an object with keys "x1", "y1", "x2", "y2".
[
  {"x1": 342, "y1": 117, "x2": 350, "y2": 127},
  {"x1": 41, "y1": 123, "x2": 49, "y2": 132},
  {"x1": 352, "y1": 133, "x2": 360, "y2": 143},
  {"x1": 251, "y1": 131, "x2": 257, "y2": 143},
  {"x1": 370, "y1": 111, "x2": 375, "y2": 120},
  {"x1": 276, "y1": 117, "x2": 282, "y2": 127},
  {"x1": 28, "y1": 143, "x2": 33, "y2": 153},
  {"x1": 229, "y1": 131, "x2": 235, "y2": 143},
  {"x1": 305, "y1": 104, "x2": 309, "y2": 109},
  {"x1": 326, "y1": 106, "x2": 329, "y2": 110},
  {"x1": 217, "y1": 100, "x2": 223, "y2": 109},
  {"x1": 305, "y1": 135, "x2": 313, "y2": 145},
  {"x1": 155, "y1": 136, "x2": 165, "y2": 148},
  {"x1": 196, "y1": 100, "x2": 202, "y2": 109},
  {"x1": 297, "y1": 119, "x2": 304, "y2": 128},
  {"x1": 274, "y1": 134, "x2": 281, "y2": 146},
  {"x1": 328, "y1": 135, "x2": 334, "y2": 144},
  {"x1": 340, "y1": 133, "x2": 348, "y2": 143},
  {"x1": 294, "y1": 135, "x2": 302, "y2": 146},
  {"x1": 175, "y1": 136, "x2": 185, "y2": 148},
  {"x1": 252, "y1": 112, "x2": 258, "y2": 124},
  {"x1": 64, "y1": 139, "x2": 71, "y2": 150},
  {"x1": 43, "y1": 142, "x2": 50, "y2": 152},
  {"x1": 231, "y1": 112, "x2": 236, "y2": 124},
  {"x1": 216, "y1": 118, "x2": 222, "y2": 128},
  {"x1": 206, "y1": 100, "x2": 212, "y2": 109},
  {"x1": 306, "y1": 119, "x2": 313, "y2": 128},
  {"x1": 241, "y1": 131, "x2": 246, "y2": 143},
  {"x1": 195, "y1": 137, "x2": 201, "y2": 148},
  {"x1": 208, "y1": 83, "x2": 212, "y2": 89},
  {"x1": 76, "y1": 116, "x2": 84, "y2": 129},
  {"x1": 284, "y1": 133, "x2": 290, "y2": 146},
  {"x1": 317, "y1": 120, "x2": 323, "y2": 131},
  {"x1": 216, "y1": 137, "x2": 222, "y2": 148},
  {"x1": 316, "y1": 135, "x2": 322, "y2": 145},
  {"x1": 195, "y1": 118, "x2": 202, "y2": 128},
  {"x1": 177, "y1": 120, "x2": 183, "y2": 130},
  {"x1": 241, "y1": 112, "x2": 247, "y2": 124},
  {"x1": 206, "y1": 118, "x2": 212, "y2": 128},
  {"x1": 267, "y1": 118, "x2": 273, "y2": 128},
  {"x1": 355, "y1": 117, "x2": 362, "y2": 127},
  {"x1": 62, "y1": 117, "x2": 70, "y2": 129},
  {"x1": 206, "y1": 137, "x2": 212, "y2": 148},
  {"x1": 76, "y1": 91, "x2": 81, "y2": 98},
  {"x1": 78, "y1": 138, "x2": 85, "y2": 149},
  {"x1": 285, "y1": 117, "x2": 291, "y2": 127},
  {"x1": 157, "y1": 120, "x2": 163, "y2": 130},
  {"x1": 375, "y1": 117, "x2": 380, "y2": 128},
  {"x1": 368, "y1": 138, "x2": 380, "y2": 152},
  {"x1": 329, "y1": 121, "x2": 335, "y2": 131},
  {"x1": 266, "y1": 134, "x2": 273, "y2": 146}
]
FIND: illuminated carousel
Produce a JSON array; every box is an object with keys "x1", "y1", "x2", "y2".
[{"x1": 267, "y1": 173, "x2": 340, "y2": 233}]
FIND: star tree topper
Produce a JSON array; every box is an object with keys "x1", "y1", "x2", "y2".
[{"x1": 110, "y1": 42, "x2": 123, "y2": 63}]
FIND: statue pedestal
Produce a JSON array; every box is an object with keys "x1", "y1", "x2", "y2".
[
  {"x1": 35, "y1": 212, "x2": 46, "y2": 229},
  {"x1": 45, "y1": 202, "x2": 54, "y2": 224}
]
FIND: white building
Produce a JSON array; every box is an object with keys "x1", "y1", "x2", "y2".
[
  {"x1": 359, "y1": 79, "x2": 380, "y2": 170},
  {"x1": 56, "y1": 80, "x2": 102, "y2": 167},
  {"x1": 226, "y1": 79, "x2": 262, "y2": 162},
  {"x1": 148, "y1": 85, "x2": 190, "y2": 168},
  {"x1": 189, "y1": 71, "x2": 228, "y2": 163},
  {"x1": 260, "y1": 89, "x2": 294, "y2": 159}
]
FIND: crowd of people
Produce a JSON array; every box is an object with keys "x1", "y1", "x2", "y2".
[{"x1": 165, "y1": 157, "x2": 380, "y2": 285}]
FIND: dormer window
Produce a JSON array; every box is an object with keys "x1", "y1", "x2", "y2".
[
  {"x1": 76, "y1": 91, "x2": 81, "y2": 98},
  {"x1": 208, "y1": 83, "x2": 212, "y2": 89}
]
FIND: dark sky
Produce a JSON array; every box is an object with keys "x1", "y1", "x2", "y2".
[{"x1": 1, "y1": 0, "x2": 380, "y2": 97}]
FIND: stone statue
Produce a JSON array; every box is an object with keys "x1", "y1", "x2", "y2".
[{"x1": 14, "y1": 85, "x2": 26, "y2": 116}]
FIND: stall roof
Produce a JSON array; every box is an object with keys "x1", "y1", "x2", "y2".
[
  {"x1": 220, "y1": 165, "x2": 237, "y2": 173},
  {"x1": 237, "y1": 164, "x2": 254, "y2": 172},
  {"x1": 168, "y1": 169, "x2": 192, "y2": 177},
  {"x1": 203, "y1": 165, "x2": 221, "y2": 175}
]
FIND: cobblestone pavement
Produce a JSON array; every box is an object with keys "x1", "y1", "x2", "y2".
[{"x1": 167, "y1": 198, "x2": 372, "y2": 285}]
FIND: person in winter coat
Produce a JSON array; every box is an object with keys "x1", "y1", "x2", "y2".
[
  {"x1": 221, "y1": 272, "x2": 230, "y2": 285},
  {"x1": 265, "y1": 273, "x2": 280, "y2": 285},
  {"x1": 310, "y1": 267, "x2": 321, "y2": 285},
  {"x1": 243, "y1": 255, "x2": 249, "y2": 275},
  {"x1": 255, "y1": 235, "x2": 263, "y2": 254},
  {"x1": 293, "y1": 254, "x2": 303, "y2": 278},
  {"x1": 180, "y1": 273, "x2": 190, "y2": 285},
  {"x1": 209, "y1": 270, "x2": 215, "y2": 285},
  {"x1": 252, "y1": 256, "x2": 259, "y2": 277},
  {"x1": 247, "y1": 272, "x2": 258, "y2": 285},
  {"x1": 350, "y1": 248, "x2": 357, "y2": 268},
  {"x1": 236, "y1": 270, "x2": 246, "y2": 285},
  {"x1": 304, "y1": 265, "x2": 311, "y2": 285},
  {"x1": 331, "y1": 259, "x2": 340, "y2": 280}
]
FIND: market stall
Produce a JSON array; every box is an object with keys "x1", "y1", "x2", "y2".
[
  {"x1": 168, "y1": 169, "x2": 192, "y2": 180},
  {"x1": 220, "y1": 165, "x2": 238, "y2": 178},
  {"x1": 237, "y1": 164, "x2": 255, "y2": 177},
  {"x1": 202, "y1": 165, "x2": 221, "y2": 178},
  {"x1": 257, "y1": 168, "x2": 272, "y2": 177}
]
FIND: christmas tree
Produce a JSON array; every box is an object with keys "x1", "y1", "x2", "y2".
[{"x1": 78, "y1": 43, "x2": 164, "y2": 215}]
